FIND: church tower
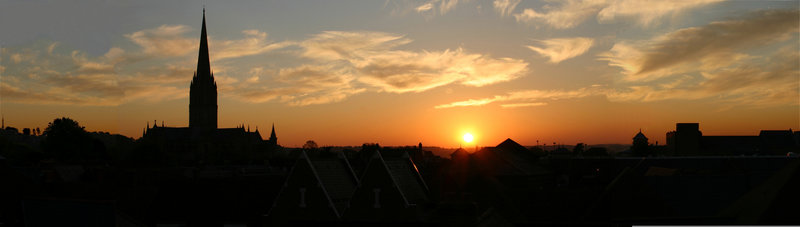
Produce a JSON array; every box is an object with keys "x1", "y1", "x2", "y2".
[
  {"x1": 268, "y1": 123, "x2": 278, "y2": 146},
  {"x1": 189, "y1": 9, "x2": 218, "y2": 130}
]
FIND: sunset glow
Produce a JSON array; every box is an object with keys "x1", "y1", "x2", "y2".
[
  {"x1": 0, "y1": 1, "x2": 797, "y2": 147},
  {"x1": 463, "y1": 133, "x2": 474, "y2": 143}
]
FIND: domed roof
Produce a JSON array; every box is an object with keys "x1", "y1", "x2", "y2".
[{"x1": 633, "y1": 129, "x2": 648, "y2": 140}]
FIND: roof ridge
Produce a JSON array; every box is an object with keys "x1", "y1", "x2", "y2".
[
  {"x1": 406, "y1": 155, "x2": 429, "y2": 192},
  {"x1": 302, "y1": 150, "x2": 342, "y2": 218},
  {"x1": 376, "y1": 151, "x2": 413, "y2": 207}
]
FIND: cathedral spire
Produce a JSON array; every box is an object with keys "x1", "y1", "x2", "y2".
[
  {"x1": 196, "y1": 8, "x2": 211, "y2": 79},
  {"x1": 269, "y1": 123, "x2": 278, "y2": 146},
  {"x1": 189, "y1": 8, "x2": 218, "y2": 130}
]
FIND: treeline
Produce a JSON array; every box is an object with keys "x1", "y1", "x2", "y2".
[{"x1": 1, "y1": 117, "x2": 135, "y2": 164}]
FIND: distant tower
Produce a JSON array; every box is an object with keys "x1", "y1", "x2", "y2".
[
  {"x1": 189, "y1": 8, "x2": 218, "y2": 130},
  {"x1": 632, "y1": 129, "x2": 649, "y2": 156},
  {"x1": 269, "y1": 123, "x2": 278, "y2": 146},
  {"x1": 667, "y1": 123, "x2": 702, "y2": 156},
  {"x1": 633, "y1": 129, "x2": 649, "y2": 146}
]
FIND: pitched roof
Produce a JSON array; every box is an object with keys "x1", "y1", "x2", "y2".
[
  {"x1": 472, "y1": 138, "x2": 548, "y2": 176},
  {"x1": 384, "y1": 158, "x2": 428, "y2": 204},
  {"x1": 496, "y1": 138, "x2": 528, "y2": 153},
  {"x1": 303, "y1": 151, "x2": 359, "y2": 216},
  {"x1": 450, "y1": 148, "x2": 469, "y2": 159},
  {"x1": 371, "y1": 151, "x2": 429, "y2": 206},
  {"x1": 310, "y1": 158, "x2": 358, "y2": 212},
  {"x1": 634, "y1": 131, "x2": 648, "y2": 140}
]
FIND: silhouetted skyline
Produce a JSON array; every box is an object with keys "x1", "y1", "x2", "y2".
[{"x1": 1, "y1": 1, "x2": 798, "y2": 147}]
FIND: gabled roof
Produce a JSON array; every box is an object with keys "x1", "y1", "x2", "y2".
[
  {"x1": 496, "y1": 138, "x2": 528, "y2": 153},
  {"x1": 369, "y1": 151, "x2": 429, "y2": 206},
  {"x1": 269, "y1": 150, "x2": 359, "y2": 219},
  {"x1": 302, "y1": 151, "x2": 359, "y2": 217},
  {"x1": 634, "y1": 131, "x2": 648, "y2": 140},
  {"x1": 309, "y1": 157, "x2": 359, "y2": 213},
  {"x1": 473, "y1": 138, "x2": 548, "y2": 176},
  {"x1": 450, "y1": 148, "x2": 469, "y2": 159}
]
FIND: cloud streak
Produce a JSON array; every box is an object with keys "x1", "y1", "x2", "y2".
[
  {"x1": 493, "y1": 0, "x2": 520, "y2": 17},
  {"x1": 292, "y1": 31, "x2": 528, "y2": 94},
  {"x1": 514, "y1": 0, "x2": 723, "y2": 29},
  {"x1": 126, "y1": 25, "x2": 196, "y2": 57},
  {"x1": 438, "y1": 10, "x2": 800, "y2": 109},
  {"x1": 438, "y1": 45, "x2": 799, "y2": 109},
  {"x1": 527, "y1": 37, "x2": 594, "y2": 63},
  {"x1": 1, "y1": 24, "x2": 289, "y2": 106},
  {"x1": 600, "y1": 9, "x2": 800, "y2": 81},
  {"x1": 223, "y1": 31, "x2": 528, "y2": 105}
]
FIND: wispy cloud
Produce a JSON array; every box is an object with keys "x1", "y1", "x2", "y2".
[
  {"x1": 2, "y1": 23, "x2": 526, "y2": 107},
  {"x1": 439, "y1": 10, "x2": 800, "y2": 109},
  {"x1": 438, "y1": 0, "x2": 461, "y2": 14},
  {"x1": 514, "y1": 0, "x2": 723, "y2": 29},
  {"x1": 501, "y1": 102, "x2": 547, "y2": 108},
  {"x1": 493, "y1": 0, "x2": 520, "y2": 17},
  {"x1": 600, "y1": 9, "x2": 800, "y2": 81},
  {"x1": 385, "y1": 0, "x2": 465, "y2": 16},
  {"x1": 434, "y1": 97, "x2": 498, "y2": 109},
  {"x1": 416, "y1": 2, "x2": 434, "y2": 12},
  {"x1": 435, "y1": 87, "x2": 602, "y2": 108},
  {"x1": 125, "y1": 25, "x2": 196, "y2": 57},
  {"x1": 297, "y1": 31, "x2": 528, "y2": 93},
  {"x1": 300, "y1": 31, "x2": 411, "y2": 61},
  {"x1": 526, "y1": 37, "x2": 594, "y2": 63},
  {"x1": 1, "y1": 25, "x2": 289, "y2": 106},
  {"x1": 229, "y1": 64, "x2": 365, "y2": 106},
  {"x1": 514, "y1": 0, "x2": 607, "y2": 29},
  {"x1": 438, "y1": 45, "x2": 799, "y2": 109},
  {"x1": 596, "y1": 0, "x2": 725, "y2": 27},
  {"x1": 226, "y1": 30, "x2": 528, "y2": 105},
  {"x1": 212, "y1": 30, "x2": 294, "y2": 61}
]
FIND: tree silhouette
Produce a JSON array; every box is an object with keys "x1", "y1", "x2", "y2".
[
  {"x1": 573, "y1": 143, "x2": 585, "y2": 154},
  {"x1": 303, "y1": 140, "x2": 318, "y2": 150},
  {"x1": 43, "y1": 117, "x2": 107, "y2": 161}
]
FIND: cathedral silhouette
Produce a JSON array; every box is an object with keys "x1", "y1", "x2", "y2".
[{"x1": 141, "y1": 10, "x2": 278, "y2": 163}]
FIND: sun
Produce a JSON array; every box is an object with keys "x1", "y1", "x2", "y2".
[{"x1": 463, "y1": 133, "x2": 474, "y2": 143}]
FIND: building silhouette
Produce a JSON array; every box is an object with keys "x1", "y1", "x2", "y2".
[
  {"x1": 667, "y1": 123, "x2": 799, "y2": 156},
  {"x1": 632, "y1": 129, "x2": 650, "y2": 156},
  {"x1": 141, "y1": 10, "x2": 278, "y2": 163}
]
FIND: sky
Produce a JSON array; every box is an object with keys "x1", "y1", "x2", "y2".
[{"x1": 1, "y1": 0, "x2": 798, "y2": 148}]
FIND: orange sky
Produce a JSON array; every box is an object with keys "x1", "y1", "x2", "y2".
[{"x1": 1, "y1": 1, "x2": 798, "y2": 147}]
